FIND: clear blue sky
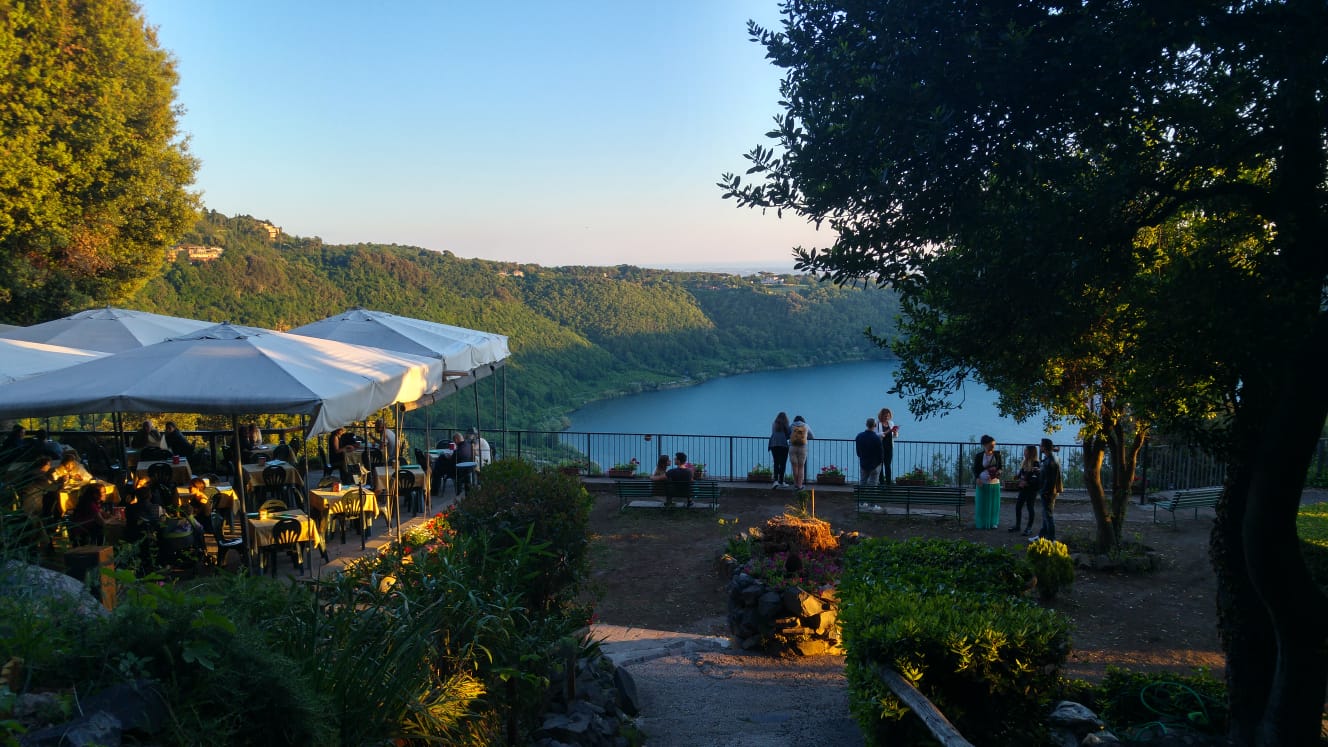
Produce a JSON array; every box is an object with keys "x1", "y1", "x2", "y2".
[{"x1": 135, "y1": 1, "x2": 831, "y2": 271}]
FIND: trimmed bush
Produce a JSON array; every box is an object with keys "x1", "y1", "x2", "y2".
[
  {"x1": 1025, "y1": 538, "x2": 1075, "y2": 599},
  {"x1": 839, "y1": 538, "x2": 1070, "y2": 746}
]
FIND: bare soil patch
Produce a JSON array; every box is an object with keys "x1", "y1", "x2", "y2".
[{"x1": 585, "y1": 483, "x2": 1225, "y2": 682}]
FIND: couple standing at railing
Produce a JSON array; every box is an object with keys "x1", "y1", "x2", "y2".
[{"x1": 767, "y1": 408, "x2": 900, "y2": 491}]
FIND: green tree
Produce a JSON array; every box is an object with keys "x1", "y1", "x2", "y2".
[
  {"x1": 0, "y1": 0, "x2": 199, "y2": 324},
  {"x1": 722, "y1": 2, "x2": 1328, "y2": 743}
]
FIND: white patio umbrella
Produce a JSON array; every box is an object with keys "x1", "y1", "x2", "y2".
[
  {"x1": 289, "y1": 308, "x2": 509, "y2": 379},
  {"x1": 0, "y1": 338, "x2": 107, "y2": 384},
  {"x1": 290, "y1": 308, "x2": 511, "y2": 518},
  {"x1": 0, "y1": 307, "x2": 214, "y2": 353},
  {"x1": 0, "y1": 322, "x2": 444, "y2": 559}
]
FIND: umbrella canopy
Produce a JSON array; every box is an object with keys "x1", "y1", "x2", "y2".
[
  {"x1": 0, "y1": 307, "x2": 215, "y2": 353},
  {"x1": 0, "y1": 339, "x2": 108, "y2": 384},
  {"x1": 289, "y1": 308, "x2": 510, "y2": 376},
  {"x1": 0, "y1": 323, "x2": 442, "y2": 436}
]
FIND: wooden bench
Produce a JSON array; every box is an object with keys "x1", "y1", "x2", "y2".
[
  {"x1": 616, "y1": 479, "x2": 720, "y2": 511},
  {"x1": 1153, "y1": 486, "x2": 1222, "y2": 525},
  {"x1": 853, "y1": 484, "x2": 965, "y2": 520}
]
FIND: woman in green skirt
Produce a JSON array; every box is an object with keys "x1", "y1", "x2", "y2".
[{"x1": 971, "y1": 435, "x2": 1003, "y2": 528}]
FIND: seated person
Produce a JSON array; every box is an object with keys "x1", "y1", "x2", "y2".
[
  {"x1": 52, "y1": 449, "x2": 93, "y2": 486},
  {"x1": 239, "y1": 423, "x2": 263, "y2": 462},
  {"x1": 20, "y1": 457, "x2": 57, "y2": 519},
  {"x1": 185, "y1": 478, "x2": 213, "y2": 527},
  {"x1": 666, "y1": 451, "x2": 694, "y2": 483},
  {"x1": 665, "y1": 452, "x2": 694, "y2": 506},
  {"x1": 451, "y1": 433, "x2": 474, "y2": 495},
  {"x1": 272, "y1": 437, "x2": 294, "y2": 463},
  {"x1": 1, "y1": 424, "x2": 25, "y2": 453},
  {"x1": 122, "y1": 481, "x2": 162, "y2": 544},
  {"x1": 163, "y1": 421, "x2": 194, "y2": 459},
  {"x1": 650, "y1": 451, "x2": 674, "y2": 478},
  {"x1": 130, "y1": 420, "x2": 168, "y2": 451},
  {"x1": 68, "y1": 483, "x2": 109, "y2": 546},
  {"x1": 32, "y1": 429, "x2": 64, "y2": 461},
  {"x1": 431, "y1": 445, "x2": 457, "y2": 496},
  {"x1": 466, "y1": 427, "x2": 492, "y2": 468}
]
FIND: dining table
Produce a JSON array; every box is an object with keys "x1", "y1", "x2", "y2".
[
  {"x1": 135, "y1": 459, "x2": 193, "y2": 485},
  {"x1": 245, "y1": 507, "x2": 323, "y2": 554},
  {"x1": 240, "y1": 460, "x2": 304, "y2": 493},
  {"x1": 309, "y1": 487, "x2": 381, "y2": 524}
]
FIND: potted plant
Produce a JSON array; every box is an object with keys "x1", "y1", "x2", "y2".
[
  {"x1": 686, "y1": 462, "x2": 706, "y2": 479},
  {"x1": 747, "y1": 463, "x2": 773, "y2": 482},
  {"x1": 816, "y1": 464, "x2": 846, "y2": 485},
  {"x1": 607, "y1": 458, "x2": 640, "y2": 479},
  {"x1": 557, "y1": 460, "x2": 582, "y2": 476},
  {"x1": 895, "y1": 467, "x2": 930, "y2": 486}
]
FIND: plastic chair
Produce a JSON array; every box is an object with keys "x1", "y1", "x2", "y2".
[
  {"x1": 258, "y1": 498, "x2": 288, "y2": 514},
  {"x1": 209, "y1": 511, "x2": 245, "y2": 567},
  {"x1": 330, "y1": 488, "x2": 370, "y2": 550},
  {"x1": 146, "y1": 461, "x2": 174, "y2": 486},
  {"x1": 263, "y1": 517, "x2": 306, "y2": 576},
  {"x1": 397, "y1": 469, "x2": 424, "y2": 516},
  {"x1": 261, "y1": 464, "x2": 302, "y2": 508}
]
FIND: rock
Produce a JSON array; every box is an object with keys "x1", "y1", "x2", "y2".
[
  {"x1": 78, "y1": 679, "x2": 167, "y2": 737},
  {"x1": 757, "y1": 590, "x2": 783, "y2": 620},
  {"x1": 1048, "y1": 726, "x2": 1081, "y2": 747},
  {"x1": 612, "y1": 666, "x2": 639, "y2": 717},
  {"x1": 1, "y1": 561, "x2": 107, "y2": 620},
  {"x1": 792, "y1": 638, "x2": 829, "y2": 656},
  {"x1": 1081, "y1": 731, "x2": 1121, "y2": 745},
  {"x1": 805, "y1": 609, "x2": 838, "y2": 635},
  {"x1": 1049, "y1": 701, "x2": 1105, "y2": 735},
  {"x1": 21, "y1": 711, "x2": 122, "y2": 747},
  {"x1": 781, "y1": 587, "x2": 823, "y2": 617}
]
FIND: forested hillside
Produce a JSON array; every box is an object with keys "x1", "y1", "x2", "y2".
[{"x1": 133, "y1": 211, "x2": 901, "y2": 429}]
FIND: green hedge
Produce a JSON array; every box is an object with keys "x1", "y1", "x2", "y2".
[{"x1": 839, "y1": 538, "x2": 1070, "y2": 746}]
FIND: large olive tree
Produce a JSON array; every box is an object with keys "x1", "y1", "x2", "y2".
[
  {"x1": 721, "y1": 1, "x2": 1328, "y2": 743},
  {"x1": 0, "y1": 0, "x2": 198, "y2": 324}
]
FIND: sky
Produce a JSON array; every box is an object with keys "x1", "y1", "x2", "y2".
[{"x1": 134, "y1": 1, "x2": 832, "y2": 272}]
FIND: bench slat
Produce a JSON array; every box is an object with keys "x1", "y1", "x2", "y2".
[{"x1": 853, "y1": 484, "x2": 965, "y2": 519}]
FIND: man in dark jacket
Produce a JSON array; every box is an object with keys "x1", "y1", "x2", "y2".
[
  {"x1": 855, "y1": 418, "x2": 884, "y2": 485},
  {"x1": 1034, "y1": 438, "x2": 1064, "y2": 541}
]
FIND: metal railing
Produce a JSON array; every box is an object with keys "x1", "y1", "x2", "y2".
[{"x1": 406, "y1": 427, "x2": 1281, "y2": 491}]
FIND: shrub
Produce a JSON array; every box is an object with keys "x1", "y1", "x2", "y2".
[
  {"x1": 453, "y1": 458, "x2": 594, "y2": 612},
  {"x1": 1025, "y1": 538, "x2": 1075, "y2": 599},
  {"x1": 1093, "y1": 666, "x2": 1227, "y2": 740},
  {"x1": 1297, "y1": 501, "x2": 1328, "y2": 590},
  {"x1": 839, "y1": 538, "x2": 1068, "y2": 746}
]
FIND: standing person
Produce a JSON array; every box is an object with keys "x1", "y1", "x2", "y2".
[
  {"x1": 1009, "y1": 445, "x2": 1041, "y2": 533},
  {"x1": 1034, "y1": 438, "x2": 1064, "y2": 541},
  {"x1": 788, "y1": 415, "x2": 813, "y2": 490},
  {"x1": 768, "y1": 412, "x2": 792, "y2": 489},
  {"x1": 877, "y1": 407, "x2": 899, "y2": 485},
  {"x1": 374, "y1": 420, "x2": 398, "y2": 462},
  {"x1": 971, "y1": 435, "x2": 1003, "y2": 529},
  {"x1": 855, "y1": 418, "x2": 884, "y2": 485}
]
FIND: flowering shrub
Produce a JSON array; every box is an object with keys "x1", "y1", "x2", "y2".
[
  {"x1": 1025, "y1": 538, "x2": 1074, "y2": 599},
  {"x1": 749, "y1": 464, "x2": 773, "y2": 476},
  {"x1": 819, "y1": 464, "x2": 845, "y2": 477},
  {"x1": 741, "y1": 549, "x2": 843, "y2": 591},
  {"x1": 610, "y1": 457, "x2": 639, "y2": 471}
]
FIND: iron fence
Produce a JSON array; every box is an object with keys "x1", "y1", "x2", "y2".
[{"x1": 406, "y1": 427, "x2": 1304, "y2": 491}]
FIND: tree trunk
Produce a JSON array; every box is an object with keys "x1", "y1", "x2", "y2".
[
  {"x1": 1216, "y1": 312, "x2": 1328, "y2": 739},
  {"x1": 1080, "y1": 436, "x2": 1113, "y2": 551}
]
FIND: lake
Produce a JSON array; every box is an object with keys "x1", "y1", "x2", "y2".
[{"x1": 567, "y1": 359, "x2": 1057, "y2": 446}]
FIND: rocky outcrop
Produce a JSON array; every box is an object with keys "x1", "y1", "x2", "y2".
[
  {"x1": 726, "y1": 570, "x2": 842, "y2": 656},
  {"x1": 531, "y1": 648, "x2": 639, "y2": 747}
]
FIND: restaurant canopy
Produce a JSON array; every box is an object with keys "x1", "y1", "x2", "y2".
[
  {"x1": 0, "y1": 307, "x2": 214, "y2": 353},
  {"x1": 0, "y1": 339, "x2": 108, "y2": 385},
  {"x1": 289, "y1": 308, "x2": 510, "y2": 405},
  {"x1": 0, "y1": 323, "x2": 442, "y2": 437}
]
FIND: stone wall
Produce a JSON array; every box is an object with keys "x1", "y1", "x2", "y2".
[{"x1": 726, "y1": 563, "x2": 842, "y2": 656}]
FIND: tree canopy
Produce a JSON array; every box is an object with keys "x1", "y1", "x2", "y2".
[
  {"x1": 0, "y1": 0, "x2": 198, "y2": 323},
  {"x1": 723, "y1": 1, "x2": 1328, "y2": 743}
]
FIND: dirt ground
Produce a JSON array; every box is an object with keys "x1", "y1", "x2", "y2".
[{"x1": 585, "y1": 482, "x2": 1234, "y2": 682}]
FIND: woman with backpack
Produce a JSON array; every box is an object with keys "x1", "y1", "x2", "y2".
[{"x1": 788, "y1": 415, "x2": 813, "y2": 490}]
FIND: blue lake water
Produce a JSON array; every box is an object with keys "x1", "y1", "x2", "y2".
[{"x1": 568, "y1": 359, "x2": 1054, "y2": 446}]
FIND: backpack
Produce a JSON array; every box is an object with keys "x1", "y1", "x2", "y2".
[{"x1": 790, "y1": 423, "x2": 808, "y2": 447}]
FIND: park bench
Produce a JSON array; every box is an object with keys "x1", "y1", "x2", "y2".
[
  {"x1": 1153, "y1": 486, "x2": 1223, "y2": 526},
  {"x1": 853, "y1": 483, "x2": 966, "y2": 520},
  {"x1": 616, "y1": 479, "x2": 720, "y2": 511}
]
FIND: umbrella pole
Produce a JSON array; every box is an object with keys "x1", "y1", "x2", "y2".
[
  {"x1": 233, "y1": 416, "x2": 252, "y2": 573},
  {"x1": 424, "y1": 406, "x2": 431, "y2": 515},
  {"x1": 393, "y1": 403, "x2": 401, "y2": 542}
]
